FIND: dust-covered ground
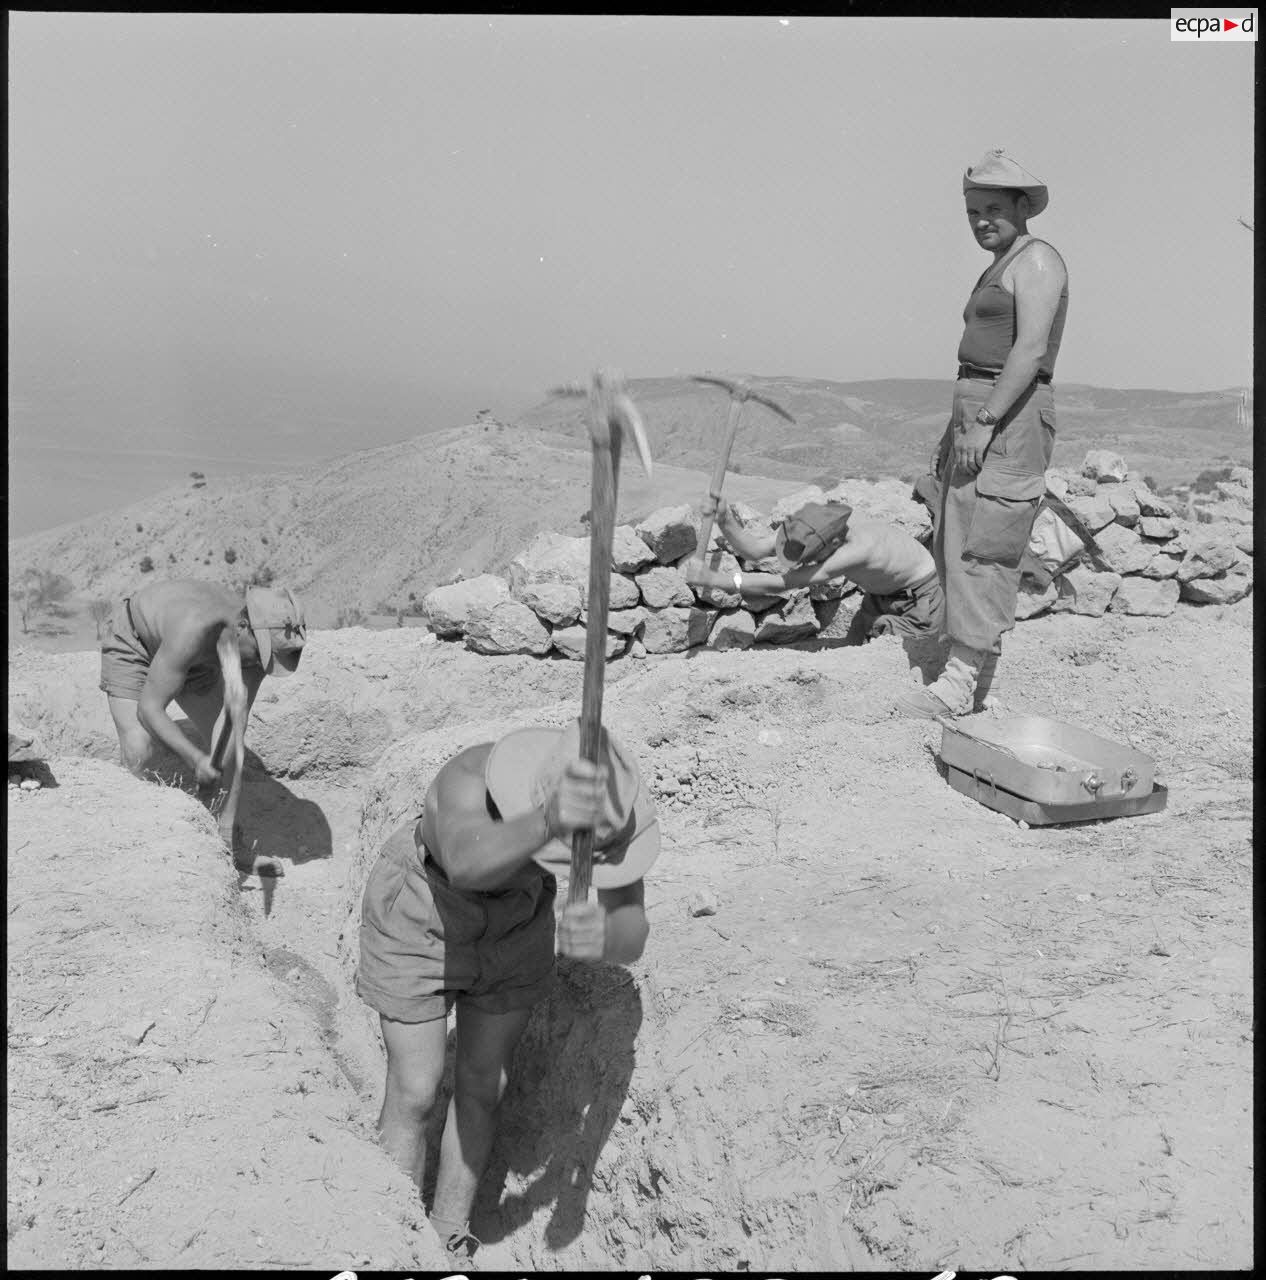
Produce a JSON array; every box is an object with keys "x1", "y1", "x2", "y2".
[{"x1": 7, "y1": 599, "x2": 1254, "y2": 1271}]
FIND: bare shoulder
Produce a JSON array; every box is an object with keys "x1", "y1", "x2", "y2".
[
  {"x1": 1012, "y1": 239, "x2": 1067, "y2": 288},
  {"x1": 430, "y1": 742, "x2": 494, "y2": 812},
  {"x1": 847, "y1": 516, "x2": 915, "y2": 550},
  {"x1": 144, "y1": 579, "x2": 241, "y2": 637}
]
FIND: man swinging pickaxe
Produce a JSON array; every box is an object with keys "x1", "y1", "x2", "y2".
[
  {"x1": 688, "y1": 375, "x2": 795, "y2": 576},
  {"x1": 551, "y1": 368, "x2": 653, "y2": 902}
]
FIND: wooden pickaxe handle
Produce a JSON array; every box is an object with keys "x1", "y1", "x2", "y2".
[
  {"x1": 556, "y1": 369, "x2": 651, "y2": 904},
  {"x1": 690, "y1": 375, "x2": 795, "y2": 569},
  {"x1": 212, "y1": 626, "x2": 249, "y2": 853}
]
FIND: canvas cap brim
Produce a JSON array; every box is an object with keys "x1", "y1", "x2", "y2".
[{"x1": 485, "y1": 726, "x2": 661, "y2": 890}]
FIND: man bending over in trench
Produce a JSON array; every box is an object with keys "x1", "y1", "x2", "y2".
[
  {"x1": 99, "y1": 578, "x2": 306, "y2": 870},
  {"x1": 686, "y1": 499, "x2": 944, "y2": 644},
  {"x1": 355, "y1": 720, "x2": 659, "y2": 1265}
]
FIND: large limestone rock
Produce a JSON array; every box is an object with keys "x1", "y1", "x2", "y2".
[
  {"x1": 1215, "y1": 480, "x2": 1252, "y2": 506},
  {"x1": 641, "y1": 605, "x2": 713, "y2": 654},
  {"x1": 636, "y1": 564, "x2": 695, "y2": 609},
  {"x1": 708, "y1": 608, "x2": 757, "y2": 651},
  {"x1": 1200, "y1": 498, "x2": 1252, "y2": 525},
  {"x1": 1053, "y1": 564, "x2": 1122, "y2": 616},
  {"x1": 605, "y1": 606, "x2": 647, "y2": 637},
  {"x1": 635, "y1": 506, "x2": 699, "y2": 565},
  {"x1": 509, "y1": 531, "x2": 591, "y2": 591},
  {"x1": 1130, "y1": 485, "x2": 1174, "y2": 518},
  {"x1": 752, "y1": 591, "x2": 819, "y2": 644},
  {"x1": 1233, "y1": 528, "x2": 1253, "y2": 557},
  {"x1": 509, "y1": 532, "x2": 639, "y2": 611},
  {"x1": 1064, "y1": 474, "x2": 1099, "y2": 498},
  {"x1": 464, "y1": 600, "x2": 553, "y2": 656},
  {"x1": 423, "y1": 574, "x2": 511, "y2": 638},
  {"x1": 678, "y1": 549, "x2": 743, "y2": 609},
  {"x1": 1094, "y1": 523, "x2": 1157, "y2": 576},
  {"x1": 512, "y1": 580, "x2": 581, "y2": 627},
  {"x1": 1140, "y1": 550, "x2": 1183, "y2": 580},
  {"x1": 1044, "y1": 471, "x2": 1070, "y2": 502},
  {"x1": 550, "y1": 625, "x2": 625, "y2": 662},
  {"x1": 1229, "y1": 465, "x2": 1253, "y2": 486},
  {"x1": 821, "y1": 478, "x2": 933, "y2": 542},
  {"x1": 1106, "y1": 487, "x2": 1140, "y2": 527},
  {"x1": 1110, "y1": 577, "x2": 1181, "y2": 617},
  {"x1": 1014, "y1": 579, "x2": 1058, "y2": 620},
  {"x1": 1180, "y1": 571, "x2": 1253, "y2": 605},
  {"x1": 1064, "y1": 492, "x2": 1117, "y2": 534},
  {"x1": 771, "y1": 486, "x2": 827, "y2": 524},
  {"x1": 610, "y1": 525, "x2": 657, "y2": 573},
  {"x1": 1082, "y1": 449, "x2": 1128, "y2": 483},
  {"x1": 1138, "y1": 516, "x2": 1178, "y2": 541},
  {"x1": 1177, "y1": 535, "x2": 1240, "y2": 583}
]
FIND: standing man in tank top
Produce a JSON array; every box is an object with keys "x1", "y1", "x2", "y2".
[{"x1": 898, "y1": 148, "x2": 1069, "y2": 718}]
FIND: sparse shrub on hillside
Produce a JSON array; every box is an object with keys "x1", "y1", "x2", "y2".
[
  {"x1": 261, "y1": 534, "x2": 269, "y2": 545},
  {"x1": 10, "y1": 568, "x2": 75, "y2": 634},
  {"x1": 139, "y1": 556, "x2": 155, "y2": 574},
  {"x1": 224, "y1": 547, "x2": 237, "y2": 565},
  {"x1": 1191, "y1": 465, "x2": 1234, "y2": 494},
  {"x1": 136, "y1": 523, "x2": 143, "y2": 533},
  {"x1": 168, "y1": 553, "x2": 177, "y2": 564},
  {"x1": 250, "y1": 564, "x2": 276, "y2": 587},
  {"x1": 88, "y1": 598, "x2": 113, "y2": 640},
  {"x1": 190, "y1": 471, "x2": 204, "y2": 481}
]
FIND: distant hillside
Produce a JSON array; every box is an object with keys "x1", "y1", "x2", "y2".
[
  {"x1": 520, "y1": 375, "x2": 1253, "y2": 493},
  {"x1": 8, "y1": 375, "x2": 1251, "y2": 630},
  {"x1": 6, "y1": 421, "x2": 808, "y2": 628}
]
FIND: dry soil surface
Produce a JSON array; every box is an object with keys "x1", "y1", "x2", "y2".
[{"x1": 7, "y1": 599, "x2": 1254, "y2": 1271}]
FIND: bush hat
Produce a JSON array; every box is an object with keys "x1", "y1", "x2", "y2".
[
  {"x1": 484, "y1": 720, "x2": 660, "y2": 889},
  {"x1": 246, "y1": 586, "x2": 307, "y2": 676},
  {"x1": 963, "y1": 147, "x2": 1048, "y2": 218},
  {"x1": 774, "y1": 501, "x2": 854, "y2": 572}
]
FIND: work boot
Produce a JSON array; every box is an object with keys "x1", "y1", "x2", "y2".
[
  {"x1": 431, "y1": 1216, "x2": 481, "y2": 1267},
  {"x1": 895, "y1": 646, "x2": 981, "y2": 720}
]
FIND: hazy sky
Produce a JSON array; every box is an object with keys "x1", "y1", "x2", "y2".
[{"x1": 8, "y1": 13, "x2": 1256, "y2": 535}]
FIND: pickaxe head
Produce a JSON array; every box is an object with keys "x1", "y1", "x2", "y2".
[
  {"x1": 691, "y1": 373, "x2": 796, "y2": 424},
  {"x1": 551, "y1": 367, "x2": 654, "y2": 478}
]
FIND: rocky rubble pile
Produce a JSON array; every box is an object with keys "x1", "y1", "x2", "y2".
[
  {"x1": 1022, "y1": 452, "x2": 1254, "y2": 620},
  {"x1": 420, "y1": 459, "x2": 1252, "y2": 657},
  {"x1": 421, "y1": 478, "x2": 929, "y2": 657}
]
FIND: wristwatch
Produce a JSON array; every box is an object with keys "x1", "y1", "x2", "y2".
[{"x1": 975, "y1": 407, "x2": 1000, "y2": 429}]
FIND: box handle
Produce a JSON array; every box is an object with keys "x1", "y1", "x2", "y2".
[
  {"x1": 972, "y1": 767, "x2": 997, "y2": 804},
  {"x1": 1082, "y1": 772, "x2": 1103, "y2": 795}
]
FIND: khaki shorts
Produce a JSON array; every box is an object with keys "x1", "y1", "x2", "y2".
[
  {"x1": 98, "y1": 598, "x2": 221, "y2": 700},
  {"x1": 852, "y1": 570, "x2": 946, "y2": 640},
  {"x1": 355, "y1": 820, "x2": 558, "y2": 1024}
]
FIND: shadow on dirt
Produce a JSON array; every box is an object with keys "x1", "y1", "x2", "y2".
[{"x1": 412, "y1": 960, "x2": 644, "y2": 1254}]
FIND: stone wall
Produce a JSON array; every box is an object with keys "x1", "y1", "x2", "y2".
[{"x1": 421, "y1": 460, "x2": 1253, "y2": 658}]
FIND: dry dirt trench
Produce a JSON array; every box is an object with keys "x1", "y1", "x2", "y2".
[{"x1": 7, "y1": 600, "x2": 1254, "y2": 1271}]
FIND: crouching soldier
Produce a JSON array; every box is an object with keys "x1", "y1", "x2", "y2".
[
  {"x1": 99, "y1": 579, "x2": 306, "y2": 869},
  {"x1": 355, "y1": 720, "x2": 659, "y2": 1265},
  {"x1": 688, "y1": 499, "x2": 944, "y2": 644}
]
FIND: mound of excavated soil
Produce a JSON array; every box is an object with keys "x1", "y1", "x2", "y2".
[{"x1": 7, "y1": 598, "x2": 1254, "y2": 1269}]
